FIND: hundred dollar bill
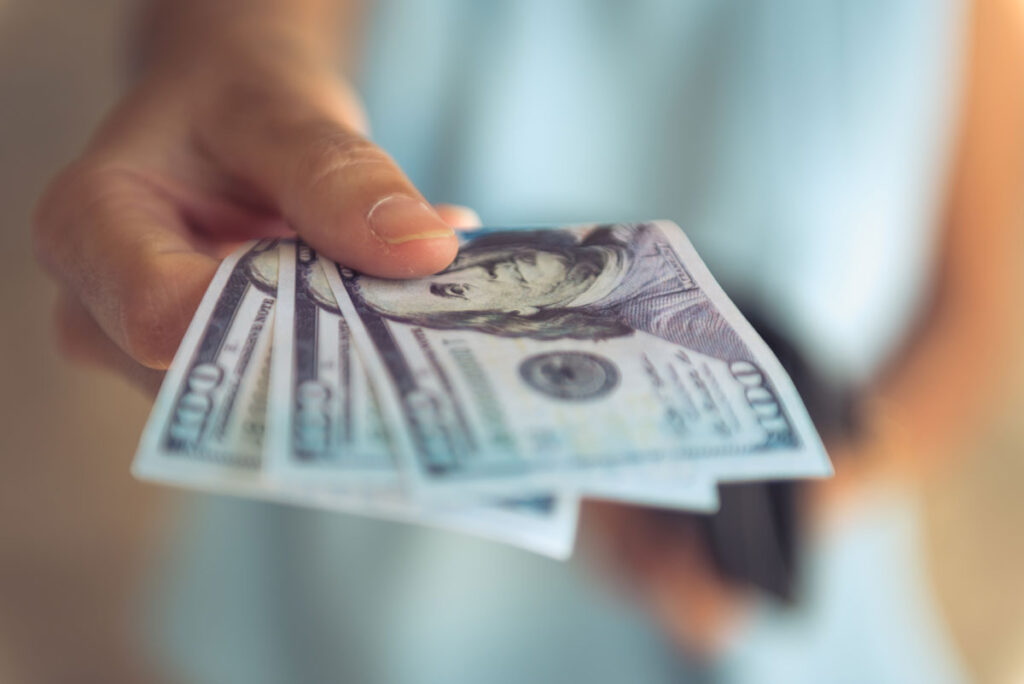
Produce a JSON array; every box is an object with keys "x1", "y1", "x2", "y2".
[
  {"x1": 264, "y1": 239, "x2": 394, "y2": 487},
  {"x1": 324, "y1": 221, "x2": 830, "y2": 502},
  {"x1": 264, "y1": 240, "x2": 583, "y2": 554},
  {"x1": 133, "y1": 239, "x2": 280, "y2": 490},
  {"x1": 133, "y1": 240, "x2": 579, "y2": 558}
]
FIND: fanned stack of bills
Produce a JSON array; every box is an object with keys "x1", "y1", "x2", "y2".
[{"x1": 133, "y1": 221, "x2": 831, "y2": 558}]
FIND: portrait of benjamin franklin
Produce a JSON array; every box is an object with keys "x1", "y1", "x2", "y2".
[{"x1": 351, "y1": 223, "x2": 751, "y2": 362}]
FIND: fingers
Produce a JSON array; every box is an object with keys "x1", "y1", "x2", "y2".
[
  {"x1": 434, "y1": 204, "x2": 482, "y2": 229},
  {"x1": 199, "y1": 89, "x2": 457, "y2": 278},
  {"x1": 54, "y1": 291, "x2": 165, "y2": 396},
  {"x1": 34, "y1": 165, "x2": 218, "y2": 369}
]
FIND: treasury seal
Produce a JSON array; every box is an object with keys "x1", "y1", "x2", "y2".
[{"x1": 518, "y1": 352, "x2": 619, "y2": 401}]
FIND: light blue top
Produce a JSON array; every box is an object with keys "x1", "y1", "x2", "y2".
[
  {"x1": 148, "y1": 3, "x2": 969, "y2": 682},
  {"x1": 361, "y1": 0, "x2": 964, "y2": 385}
]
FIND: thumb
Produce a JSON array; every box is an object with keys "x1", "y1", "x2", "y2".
[{"x1": 200, "y1": 89, "x2": 457, "y2": 278}]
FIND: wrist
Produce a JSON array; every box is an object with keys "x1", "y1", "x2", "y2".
[
  {"x1": 146, "y1": 27, "x2": 334, "y2": 87},
  {"x1": 136, "y1": 0, "x2": 340, "y2": 87}
]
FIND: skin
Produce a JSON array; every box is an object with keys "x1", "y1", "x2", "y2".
[
  {"x1": 640, "y1": 0, "x2": 1024, "y2": 657},
  {"x1": 31, "y1": 0, "x2": 1024, "y2": 665},
  {"x1": 28, "y1": 0, "x2": 743, "y2": 659},
  {"x1": 32, "y1": 0, "x2": 462, "y2": 381}
]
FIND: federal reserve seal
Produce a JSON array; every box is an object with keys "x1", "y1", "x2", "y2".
[{"x1": 518, "y1": 352, "x2": 620, "y2": 401}]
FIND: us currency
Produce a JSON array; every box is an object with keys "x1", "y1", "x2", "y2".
[
  {"x1": 133, "y1": 239, "x2": 279, "y2": 493},
  {"x1": 133, "y1": 240, "x2": 579, "y2": 558},
  {"x1": 324, "y1": 221, "x2": 831, "y2": 503},
  {"x1": 264, "y1": 239, "x2": 580, "y2": 555},
  {"x1": 264, "y1": 239, "x2": 394, "y2": 487}
]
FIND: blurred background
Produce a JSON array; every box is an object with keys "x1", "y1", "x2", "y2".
[
  {"x1": 1, "y1": 1, "x2": 1024, "y2": 683},
  {"x1": 0, "y1": 3, "x2": 170, "y2": 682}
]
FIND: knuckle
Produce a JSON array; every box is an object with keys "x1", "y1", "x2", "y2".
[
  {"x1": 32, "y1": 162, "x2": 139, "y2": 274},
  {"x1": 119, "y1": 252, "x2": 209, "y2": 370},
  {"x1": 291, "y1": 127, "x2": 394, "y2": 192},
  {"x1": 118, "y1": 263, "x2": 180, "y2": 369},
  {"x1": 73, "y1": 166, "x2": 144, "y2": 226},
  {"x1": 120, "y1": 295, "x2": 176, "y2": 369}
]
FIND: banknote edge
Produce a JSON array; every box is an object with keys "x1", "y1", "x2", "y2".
[{"x1": 131, "y1": 240, "x2": 264, "y2": 482}]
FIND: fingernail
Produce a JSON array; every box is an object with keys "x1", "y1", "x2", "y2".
[{"x1": 367, "y1": 194, "x2": 455, "y2": 245}]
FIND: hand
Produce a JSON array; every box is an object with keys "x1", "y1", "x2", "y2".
[
  {"x1": 33, "y1": 44, "x2": 468, "y2": 387},
  {"x1": 581, "y1": 501, "x2": 750, "y2": 658}
]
